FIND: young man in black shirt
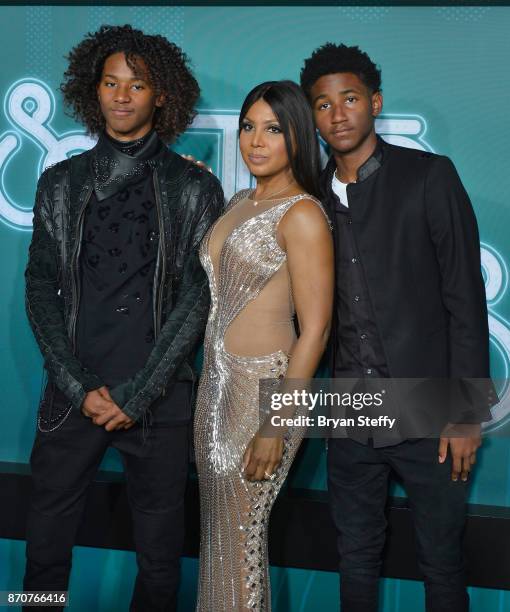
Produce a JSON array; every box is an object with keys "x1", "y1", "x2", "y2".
[
  {"x1": 300, "y1": 44, "x2": 493, "y2": 612},
  {"x1": 23, "y1": 25, "x2": 223, "y2": 611}
]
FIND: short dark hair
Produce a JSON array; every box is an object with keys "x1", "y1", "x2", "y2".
[
  {"x1": 60, "y1": 24, "x2": 199, "y2": 143},
  {"x1": 300, "y1": 43, "x2": 382, "y2": 99},
  {"x1": 239, "y1": 80, "x2": 321, "y2": 198}
]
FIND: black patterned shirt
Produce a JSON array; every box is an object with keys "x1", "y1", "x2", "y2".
[{"x1": 76, "y1": 174, "x2": 159, "y2": 387}]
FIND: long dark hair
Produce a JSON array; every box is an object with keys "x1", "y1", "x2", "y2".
[{"x1": 239, "y1": 80, "x2": 321, "y2": 198}]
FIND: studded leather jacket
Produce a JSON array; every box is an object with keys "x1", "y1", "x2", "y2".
[{"x1": 25, "y1": 144, "x2": 224, "y2": 422}]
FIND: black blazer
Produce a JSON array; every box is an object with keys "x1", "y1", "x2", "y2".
[{"x1": 322, "y1": 139, "x2": 494, "y2": 422}]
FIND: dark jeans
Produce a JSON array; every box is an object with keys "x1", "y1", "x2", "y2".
[
  {"x1": 327, "y1": 437, "x2": 469, "y2": 612},
  {"x1": 23, "y1": 383, "x2": 191, "y2": 612}
]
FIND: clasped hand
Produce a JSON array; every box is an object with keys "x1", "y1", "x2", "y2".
[
  {"x1": 242, "y1": 433, "x2": 284, "y2": 482},
  {"x1": 81, "y1": 386, "x2": 134, "y2": 431}
]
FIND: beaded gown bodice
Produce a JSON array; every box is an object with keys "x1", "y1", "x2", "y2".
[{"x1": 202, "y1": 188, "x2": 302, "y2": 360}]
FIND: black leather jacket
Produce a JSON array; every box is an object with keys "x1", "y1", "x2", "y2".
[{"x1": 25, "y1": 143, "x2": 224, "y2": 421}]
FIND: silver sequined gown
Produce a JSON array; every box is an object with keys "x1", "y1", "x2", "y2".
[{"x1": 194, "y1": 189, "x2": 326, "y2": 611}]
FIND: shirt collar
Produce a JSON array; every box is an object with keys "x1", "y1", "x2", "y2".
[{"x1": 322, "y1": 135, "x2": 385, "y2": 193}]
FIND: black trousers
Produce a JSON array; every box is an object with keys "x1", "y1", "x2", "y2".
[
  {"x1": 23, "y1": 384, "x2": 191, "y2": 612},
  {"x1": 327, "y1": 437, "x2": 469, "y2": 612}
]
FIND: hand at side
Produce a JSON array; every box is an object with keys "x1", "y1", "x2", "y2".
[
  {"x1": 242, "y1": 433, "x2": 284, "y2": 482},
  {"x1": 438, "y1": 423, "x2": 482, "y2": 482}
]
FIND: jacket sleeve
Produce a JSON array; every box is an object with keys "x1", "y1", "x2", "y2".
[
  {"x1": 25, "y1": 169, "x2": 104, "y2": 410},
  {"x1": 424, "y1": 155, "x2": 495, "y2": 423},
  {"x1": 109, "y1": 176, "x2": 224, "y2": 420}
]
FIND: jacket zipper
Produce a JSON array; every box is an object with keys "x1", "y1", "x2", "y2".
[
  {"x1": 152, "y1": 169, "x2": 166, "y2": 340},
  {"x1": 152, "y1": 169, "x2": 168, "y2": 397},
  {"x1": 69, "y1": 183, "x2": 93, "y2": 351},
  {"x1": 60, "y1": 177, "x2": 66, "y2": 292}
]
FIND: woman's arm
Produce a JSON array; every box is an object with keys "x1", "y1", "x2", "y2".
[{"x1": 243, "y1": 199, "x2": 334, "y2": 481}]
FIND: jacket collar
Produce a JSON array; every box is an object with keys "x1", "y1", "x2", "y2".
[{"x1": 90, "y1": 130, "x2": 164, "y2": 201}]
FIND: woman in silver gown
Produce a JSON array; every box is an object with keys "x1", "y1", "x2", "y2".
[{"x1": 194, "y1": 80, "x2": 334, "y2": 611}]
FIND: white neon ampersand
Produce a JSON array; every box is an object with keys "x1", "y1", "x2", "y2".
[{"x1": 0, "y1": 79, "x2": 95, "y2": 229}]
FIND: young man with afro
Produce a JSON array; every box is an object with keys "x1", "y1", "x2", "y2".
[
  {"x1": 23, "y1": 24, "x2": 223, "y2": 611},
  {"x1": 300, "y1": 43, "x2": 494, "y2": 612}
]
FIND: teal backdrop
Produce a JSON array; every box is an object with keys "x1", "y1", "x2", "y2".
[{"x1": 1, "y1": 5, "x2": 509, "y2": 611}]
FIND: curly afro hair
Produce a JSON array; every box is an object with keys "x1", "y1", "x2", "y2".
[
  {"x1": 60, "y1": 24, "x2": 200, "y2": 143},
  {"x1": 300, "y1": 43, "x2": 382, "y2": 100}
]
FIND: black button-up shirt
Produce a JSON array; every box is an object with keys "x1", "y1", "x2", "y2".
[
  {"x1": 333, "y1": 199, "x2": 389, "y2": 381},
  {"x1": 323, "y1": 139, "x2": 395, "y2": 445}
]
